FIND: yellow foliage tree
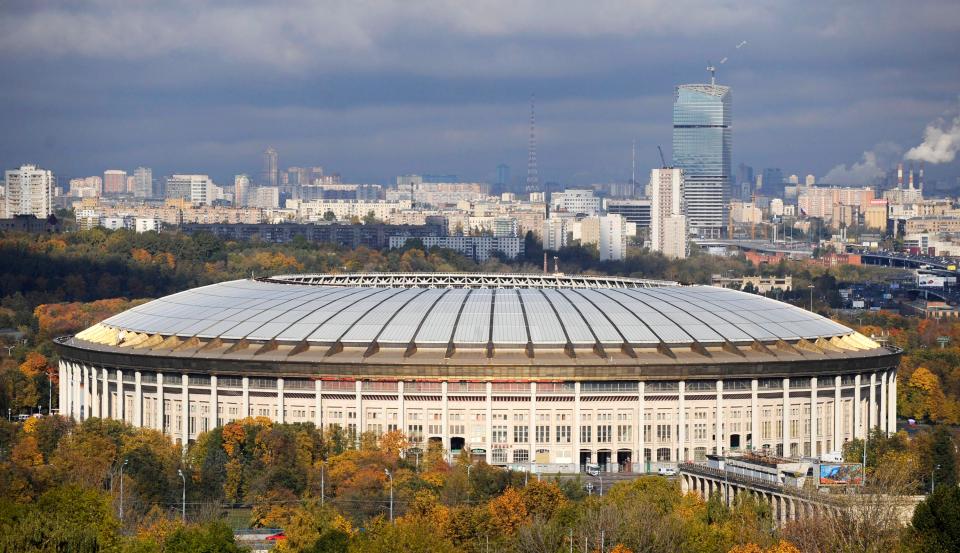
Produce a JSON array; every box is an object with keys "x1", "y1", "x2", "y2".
[{"x1": 487, "y1": 487, "x2": 528, "y2": 535}]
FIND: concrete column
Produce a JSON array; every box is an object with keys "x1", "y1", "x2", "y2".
[
  {"x1": 868, "y1": 372, "x2": 877, "y2": 430},
  {"x1": 242, "y1": 376, "x2": 250, "y2": 418},
  {"x1": 354, "y1": 380, "x2": 362, "y2": 447},
  {"x1": 134, "y1": 371, "x2": 143, "y2": 427},
  {"x1": 677, "y1": 381, "x2": 686, "y2": 462},
  {"x1": 574, "y1": 381, "x2": 581, "y2": 470},
  {"x1": 83, "y1": 365, "x2": 92, "y2": 419},
  {"x1": 880, "y1": 371, "x2": 888, "y2": 435},
  {"x1": 485, "y1": 382, "x2": 493, "y2": 464},
  {"x1": 209, "y1": 375, "x2": 218, "y2": 430},
  {"x1": 833, "y1": 375, "x2": 842, "y2": 451},
  {"x1": 853, "y1": 374, "x2": 862, "y2": 439},
  {"x1": 277, "y1": 377, "x2": 285, "y2": 424},
  {"x1": 888, "y1": 370, "x2": 897, "y2": 433},
  {"x1": 443, "y1": 381, "x2": 450, "y2": 453},
  {"x1": 101, "y1": 367, "x2": 110, "y2": 419},
  {"x1": 315, "y1": 379, "x2": 323, "y2": 429},
  {"x1": 638, "y1": 381, "x2": 645, "y2": 470},
  {"x1": 528, "y1": 382, "x2": 536, "y2": 466},
  {"x1": 810, "y1": 377, "x2": 818, "y2": 457},
  {"x1": 58, "y1": 361, "x2": 67, "y2": 417},
  {"x1": 156, "y1": 372, "x2": 165, "y2": 433},
  {"x1": 750, "y1": 379, "x2": 758, "y2": 450},
  {"x1": 181, "y1": 374, "x2": 189, "y2": 445},
  {"x1": 782, "y1": 378, "x2": 790, "y2": 456},
  {"x1": 72, "y1": 363, "x2": 82, "y2": 421},
  {"x1": 396, "y1": 381, "x2": 403, "y2": 438},
  {"x1": 116, "y1": 369, "x2": 125, "y2": 423},
  {"x1": 91, "y1": 367, "x2": 103, "y2": 418},
  {"x1": 716, "y1": 379, "x2": 724, "y2": 455}
]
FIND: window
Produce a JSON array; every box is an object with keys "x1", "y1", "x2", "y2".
[
  {"x1": 597, "y1": 425, "x2": 612, "y2": 443},
  {"x1": 407, "y1": 424, "x2": 423, "y2": 443},
  {"x1": 513, "y1": 426, "x2": 528, "y2": 443},
  {"x1": 450, "y1": 424, "x2": 465, "y2": 435},
  {"x1": 513, "y1": 449, "x2": 529, "y2": 463},
  {"x1": 428, "y1": 424, "x2": 442, "y2": 435},
  {"x1": 492, "y1": 425, "x2": 508, "y2": 443},
  {"x1": 656, "y1": 424, "x2": 672, "y2": 442},
  {"x1": 536, "y1": 425, "x2": 550, "y2": 443},
  {"x1": 556, "y1": 425, "x2": 571, "y2": 443},
  {"x1": 580, "y1": 426, "x2": 592, "y2": 443},
  {"x1": 617, "y1": 425, "x2": 632, "y2": 442},
  {"x1": 492, "y1": 448, "x2": 507, "y2": 463},
  {"x1": 656, "y1": 447, "x2": 671, "y2": 461},
  {"x1": 694, "y1": 423, "x2": 707, "y2": 440}
]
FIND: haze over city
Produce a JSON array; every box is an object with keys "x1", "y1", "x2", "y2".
[{"x1": 1, "y1": 0, "x2": 959, "y2": 185}]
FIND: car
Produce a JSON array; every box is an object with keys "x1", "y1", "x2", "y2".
[
  {"x1": 658, "y1": 466, "x2": 677, "y2": 476},
  {"x1": 585, "y1": 463, "x2": 600, "y2": 476}
]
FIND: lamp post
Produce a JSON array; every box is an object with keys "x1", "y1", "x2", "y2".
[
  {"x1": 119, "y1": 459, "x2": 128, "y2": 522},
  {"x1": 177, "y1": 469, "x2": 186, "y2": 522},
  {"x1": 808, "y1": 284, "x2": 815, "y2": 312},
  {"x1": 384, "y1": 468, "x2": 394, "y2": 523},
  {"x1": 932, "y1": 464, "x2": 942, "y2": 494},
  {"x1": 598, "y1": 474, "x2": 604, "y2": 497},
  {"x1": 320, "y1": 461, "x2": 325, "y2": 507}
]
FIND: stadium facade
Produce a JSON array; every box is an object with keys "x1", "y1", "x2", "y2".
[{"x1": 56, "y1": 273, "x2": 899, "y2": 472}]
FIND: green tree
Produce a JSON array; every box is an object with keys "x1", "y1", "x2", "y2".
[
  {"x1": 905, "y1": 485, "x2": 960, "y2": 553},
  {"x1": 0, "y1": 485, "x2": 120, "y2": 553}
]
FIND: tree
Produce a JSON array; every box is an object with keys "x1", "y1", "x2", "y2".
[
  {"x1": 905, "y1": 485, "x2": 960, "y2": 553},
  {"x1": 0, "y1": 485, "x2": 120, "y2": 553},
  {"x1": 929, "y1": 425, "x2": 958, "y2": 490},
  {"x1": 161, "y1": 521, "x2": 247, "y2": 553},
  {"x1": 323, "y1": 211, "x2": 336, "y2": 221},
  {"x1": 487, "y1": 487, "x2": 528, "y2": 535}
]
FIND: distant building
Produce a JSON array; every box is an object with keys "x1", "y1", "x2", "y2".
[
  {"x1": 673, "y1": 83, "x2": 731, "y2": 238},
  {"x1": 233, "y1": 174, "x2": 250, "y2": 207},
  {"x1": 605, "y1": 199, "x2": 651, "y2": 229},
  {"x1": 4, "y1": 164, "x2": 54, "y2": 218},
  {"x1": 492, "y1": 217, "x2": 518, "y2": 237},
  {"x1": 103, "y1": 170, "x2": 127, "y2": 195},
  {"x1": 68, "y1": 176, "x2": 102, "y2": 198},
  {"x1": 761, "y1": 168, "x2": 784, "y2": 198},
  {"x1": 551, "y1": 189, "x2": 601, "y2": 216},
  {"x1": 263, "y1": 147, "x2": 279, "y2": 188},
  {"x1": 542, "y1": 217, "x2": 570, "y2": 251},
  {"x1": 711, "y1": 275, "x2": 793, "y2": 294},
  {"x1": 649, "y1": 168, "x2": 687, "y2": 259},
  {"x1": 805, "y1": 174, "x2": 816, "y2": 186},
  {"x1": 250, "y1": 186, "x2": 280, "y2": 209},
  {"x1": 581, "y1": 214, "x2": 627, "y2": 261},
  {"x1": 496, "y1": 164, "x2": 510, "y2": 188},
  {"x1": 133, "y1": 167, "x2": 153, "y2": 199},
  {"x1": 135, "y1": 217, "x2": 162, "y2": 233},
  {"x1": 389, "y1": 235, "x2": 523, "y2": 262},
  {"x1": 0, "y1": 214, "x2": 60, "y2": 233}
]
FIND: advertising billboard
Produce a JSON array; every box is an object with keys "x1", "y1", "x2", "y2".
[
  {"x1": 918, "y1": 276, "x2": 946, "y2": 288},
  {"x1": 819, "y1": 463, "x2": 863, "y2": 486}
]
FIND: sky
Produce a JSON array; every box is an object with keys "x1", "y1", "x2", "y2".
[{"x1": 1, "y1": 0, "x2": 959, "y2": 188}]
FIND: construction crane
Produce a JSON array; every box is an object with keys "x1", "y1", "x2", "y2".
[{"x1": 657, "y1": 146, "x2": 668, "y2": 168}]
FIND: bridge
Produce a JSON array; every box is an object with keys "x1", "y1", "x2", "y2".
[
  {"x1": 693, "y1": 239, "x2": 814, "y2": 256},
  {"x1": 857, "y1": 251, "x2": 958, "y2": 272}
]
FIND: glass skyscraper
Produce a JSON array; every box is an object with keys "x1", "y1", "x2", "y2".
[{"x1": 672, "y1": 84, "x2": 731, "y2": 238}]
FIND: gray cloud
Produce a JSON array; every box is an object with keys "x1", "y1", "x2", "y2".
[
  {"x1": 906, "y1": 110, "x2": 960, "y2": 164},
  {"x1": 0, "y1": 0, "x2": 958, "y2": 184}
]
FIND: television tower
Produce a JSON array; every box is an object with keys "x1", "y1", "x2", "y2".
[{"x1": 526, "y1": 94, "x2": 539, "y2": 193}]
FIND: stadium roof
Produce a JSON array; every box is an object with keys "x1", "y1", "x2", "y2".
[{"x1": 60, "y1": 274, "x2": 898, "y2": 373}]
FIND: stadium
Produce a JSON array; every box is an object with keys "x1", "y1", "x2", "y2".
[{"x1": 56, "y1": 273, "x2": 899, "y2": 473}]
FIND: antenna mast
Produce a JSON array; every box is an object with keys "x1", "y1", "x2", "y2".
[
  {"x1": 657, "y1": 145, "x2": 668, "y2": 168},
  {"x1": 526, "y1": 93, "x2": 539, "y2": 193},
  {"x1": 707, "y1": 60, "x2": 716, "y2": 85},
  {"x1": 631, "y1": 139, "x2": 636, "y2": 186}
]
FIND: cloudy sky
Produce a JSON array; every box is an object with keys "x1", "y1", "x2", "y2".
[{"x1": 2, "y1": 0, "x2": 959, "y2": 187}]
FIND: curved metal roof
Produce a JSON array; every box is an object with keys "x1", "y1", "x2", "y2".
[{"x1": 93, "y1": 277, "x2": 853, "y2": 349}]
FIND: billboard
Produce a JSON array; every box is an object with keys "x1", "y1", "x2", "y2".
[
  {"x1": 819, "y1": 463, "x2": 863, "y2": 486},
  {"x1": 918, "y1": 276, "x2": 946, "y2": 288}
]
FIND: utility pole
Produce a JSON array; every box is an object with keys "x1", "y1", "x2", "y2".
[
  {"x1": 384, "y1": 468, "x2": 394, "y2": 522},
  {"x1": 119, "y1": 459, "x2": 128, "y2": 522},
  {"x1": 177, "y1": 469, "x2": 186, "y2": 522}
]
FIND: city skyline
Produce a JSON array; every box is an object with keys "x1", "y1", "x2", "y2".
[{"x1": 1, "y1": 1, "x2": 958, "y2": 186}]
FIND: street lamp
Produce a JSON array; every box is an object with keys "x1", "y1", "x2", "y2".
[
  {"x1": 384, "y1": 468, "x2": 394, "y2": 523},
  {"x1": 320, "y1": 461, "x2": 325, "y2": 507},
  {"x1": 177, "y1": 469, "x2": 186, "y2": 522},
  {"x1": 119, "y1": 459, "x2": 128, "y2": 522},
  {"x1": 932, "y1": 464, "x2": 942, "y2": 494},
  {"x1": 598, "y1": 474, "x2": 604, "y2": 497},
  {"x1": 808, "y1": 284, "x2": 815, "y2": 312}
]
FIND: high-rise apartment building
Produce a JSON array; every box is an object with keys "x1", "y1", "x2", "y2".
[
  {"x1": 165, "y1": 174, "x2": 216, "y2": 205},
  {"x1": 103, "y1": 170, "x2": 127, "y2": 195},
  {"x1": 133, "y1": 167, "x2": 153, "y2": 198},
  {"x1": 263, "y1": 147, "x2": 279, "y2": 187},
  {"x1": 649, "y1": 167, "x2": 687, "y2": 259},
  {"x1": 4, "y1": 164, "x2": 55, "y2": 218},
  {"x1": 234, "y1": 174, "x2": 250, "y2": 207},
  {"x1": 672, "y1": 84, "x2": 731, "y2": 238},
  {"x1": 581, "y1": 215, "x2": 627, "y2": 261},
  {"x1": 68, "y1": 176, "x2": 102, "y2": 198},
  {"x1": 761, "y1": 168, "x2": 784, "y2": 197},
  {"x1": 496, "y1": 164, "x2": 510, "y2": 189}
]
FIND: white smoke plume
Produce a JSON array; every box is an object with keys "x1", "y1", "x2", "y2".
[
  {"x1": 905, "y1": 112, "x2": 960, "y2": 164},
  {"x1": 822, "y1": 142, "x2": 902, "y2": 186}
]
